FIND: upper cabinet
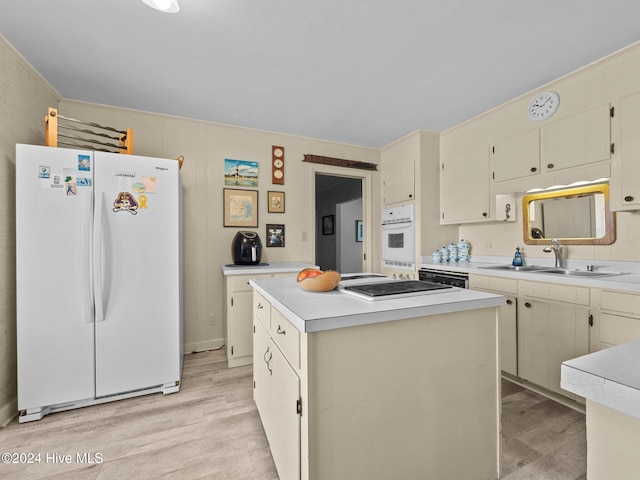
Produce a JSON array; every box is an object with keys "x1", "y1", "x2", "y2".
[
  {"x1": 491, "y1": 129, "x2": 540, "y2": 183},
  {"x1": 540, "y1": 103, "x2": 612, "y2": 172},
  {"x1": 440, "y1": 146, "x2": 491, "y2": 224},
  {"x1": 381, "y1": 155, "x2": 415, "y2": 205},
  {"x1": 612, "y1": 92, "x2": 640, "y2": 210}
]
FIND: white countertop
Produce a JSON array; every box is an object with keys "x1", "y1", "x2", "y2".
[
  {"x1": 221, "y1": 261, "x2": 318, "y2": 276},
  {"x1": 561, "y1": 340, "x2": 640, "y2": 419},
  {"x1": 420, "y1": 256, "x2": 640, "y2": 293},
  {"x1": 250, "y1": 276, "x2": 504, "y2": 333}
]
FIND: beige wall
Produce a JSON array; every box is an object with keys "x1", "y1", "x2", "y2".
[
  {"x1": 0, "y1": 36, "x2": 61, "y2": 425},
  {"x1": 59, "y1": 100, "x2": 381, "y2": 354}
]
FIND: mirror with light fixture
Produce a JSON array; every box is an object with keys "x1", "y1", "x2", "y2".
[{"x1": 522, "y1": 182, "x2": 616, "y2": 245}]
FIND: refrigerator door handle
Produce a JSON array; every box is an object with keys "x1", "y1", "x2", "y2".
[
  {"x1": 93, "y1": 193, "x2": 105, "y2": 323},
  {"x1": 82, "y1": 194, "x2": 94, "y2": 323}
]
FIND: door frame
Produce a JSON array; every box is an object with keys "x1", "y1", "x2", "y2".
[{"x1": 309, "y1": 164, "x2": 372, "y2": 273}]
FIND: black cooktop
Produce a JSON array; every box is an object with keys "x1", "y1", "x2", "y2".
[{"x1": 343, "y1": 280, "x2": 453, "y2": 298}]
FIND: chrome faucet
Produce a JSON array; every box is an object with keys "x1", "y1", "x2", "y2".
[{"x1": 543, "y1": 238, "x2": 563, "y2": 268}]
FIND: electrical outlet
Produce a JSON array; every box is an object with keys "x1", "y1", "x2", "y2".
[{"x1": 209, "y1": 314, "x2": 216, "y2": 326}]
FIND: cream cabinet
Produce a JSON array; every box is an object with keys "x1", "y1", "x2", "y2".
[
  {"x1": 517, "y1": 280, "x2": 590, "y2": 400},
  {"x1": 253, "y1": 314, "x2": 301, "y2": 480},
  {"x1": 541, "y1": 103, "x2": 612, "y2": 172},
  {"x1": 225, "y1": 272, "x2": 296, "y2": 367},
  {"x1": 381, "y1": 155, "x2": 414, "y2": 205},
  {"x1": 612, "y1": 92, "x2": 640, "y2": 210},
  {"x1": 470, "y1": 274, "x2": 518, "y2": 376},
  {"x1": 440, "y1": 146, "x2": 491, "y2": 224},
  {"x1": 491, "y1": 129, "x2": 540, "y2": 183},
  {"x1": 595, "y1": 289, "x2": 640, "y2": 349}
]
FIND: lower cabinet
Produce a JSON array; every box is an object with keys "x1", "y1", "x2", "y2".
[
  {"x1": 225, "y1": 272, "x2": 296, "y2": 367},
  {"x1": 471, "y1": 275, "x2": 592, "y2": 401},
  {"x1": 517, "y1": 298, "x2": 590, "y2": 398},
  {"x1": 253, "y1": 317, "x2": 300, "y2": 480},
  {"x1": 594, "y1": 289, "x2": 640, "y2": 349}
]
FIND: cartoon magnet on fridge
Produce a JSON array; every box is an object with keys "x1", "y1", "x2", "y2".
[
  {"x1": 113, "y1": 192, "x2": 139, "y2": 215},
  {"x1": 78, "y1": 155, "x2": 91, "y2": 171},
  {"x1": 65, "y1": 175, "x2": 77, "y2": 196}
]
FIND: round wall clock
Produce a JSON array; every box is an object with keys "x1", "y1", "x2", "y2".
[
  {"x1": 272, "y1": 145, "x2": 285, "y2": 184},
  {"x1": 528, "y1": 91, "x2": 560, "y2": 121}
]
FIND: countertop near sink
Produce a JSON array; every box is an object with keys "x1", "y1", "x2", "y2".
[
  {"x1": 250, "y1": 276, "x2": 504, "y2": 333},
  {"x1": 420, "y1": 256, "x2": 640, "y2": 293}
]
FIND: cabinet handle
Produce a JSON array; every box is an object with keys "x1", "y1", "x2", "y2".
[
  {"x1": 276, "y1": 325, "x2": 286, "y2": 335},
  {"x1": 264, "y1": 346, "x2": 272, "y2": 375},
  {"x1": 624, "y1": 195, "x2": 635, "y2": 202},
  {"x1": 547, "y1": 163, "x2": 554, "y2": 169},
  {"x1": 482, "y1": 212, "x2": 488, "y2": 217},
  {"x1": 524, "y1": 302, "x2": 532, "y2": 308},
  {"x1": 257, "y1": 303, "x2": 264, "y2": 309},
  {"x1": 530, "y1": 167, "x2": 537, "y2": 172},
  {"x1": 506, "y1": 299, "x2": 513, "y2": 305},
  {"x1": 409, "y1": 194, "x2": 413, "y2": 198}
]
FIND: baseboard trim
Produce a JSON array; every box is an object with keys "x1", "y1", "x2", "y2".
[
  {"x1": 0, "y1": 397, "x2": 18, "y2": 427},
  {"x1": 502, "y1": 372, "x2": 586, "y2": 415},
  {"x1": 184, "y1": 338, "x2": 225, "y2": 354}
]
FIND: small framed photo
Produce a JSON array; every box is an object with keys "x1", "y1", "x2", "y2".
[
  {"x1": 355, "y1": 220, "x2": 363, "y2": 242},
  {"x1": 266, "y1": 224, "x2": 285, "y2": 247},
  {"x1": 224, "y1": 188, "x2": 258, "y2": 227},
  {"x1": 267, "y1": 191, "x2": 285, "y2": 213},
  {"x1": 322, "y1": 215, "x2": 334, "y2": 235}
]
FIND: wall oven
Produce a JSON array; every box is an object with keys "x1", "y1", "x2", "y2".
[
  {"x1": 419, "y1": 268, "x2": 469, "y2": 289},
  {"x1": 381, "y1": 204, "x2": 415, "y2": 271}
]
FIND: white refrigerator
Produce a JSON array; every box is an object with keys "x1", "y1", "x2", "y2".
[{"x1": 16, "y1": 144, "x2": 183, "y2": 422}]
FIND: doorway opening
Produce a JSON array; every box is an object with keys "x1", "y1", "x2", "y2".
[{"x1": 315, "y1": 174, "x2": 363, "y2": 272}]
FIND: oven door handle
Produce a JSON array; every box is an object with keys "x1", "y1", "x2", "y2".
[{"x1": 382, "y1": 221, "x2": 412, "y2": 228}]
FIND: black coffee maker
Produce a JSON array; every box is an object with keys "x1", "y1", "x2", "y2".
[{"x1": 232, "y1": 231, "x2": 263, "y2": 265}]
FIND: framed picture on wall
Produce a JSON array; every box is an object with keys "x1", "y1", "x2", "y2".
[
  {"x1": 267, "y1": 191, "x2": 285, "y2": 213},
  {"x1": 322, "y1": 215, "x2": 334, "y2": 235},
  {"x1": 224, "y1": 159, "x2": 258, "y2": 187},
  {"x1": 355, "y1": 220, "x2": 363, "y2": 242},
  {"x1": 223, "y1": 188, "x2": 258, "y2": 227},
  {"x1": 266, "y1": 224, "x2": 285, "y2": 247}
]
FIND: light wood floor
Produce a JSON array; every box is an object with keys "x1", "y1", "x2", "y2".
[{"x1": 1, "y1": 349, "x2": 586, "y2": 479}]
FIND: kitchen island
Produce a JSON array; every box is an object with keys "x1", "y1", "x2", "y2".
[{"x1": 250, "y1": 276, "x2": 504, "y2": 480}]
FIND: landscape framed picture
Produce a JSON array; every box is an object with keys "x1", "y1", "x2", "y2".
[
  {"x1": 224, "y1": 188, "x2": 258, "y2": 227},
  {"x1": 267, "y1": 191, "x2": 285, "y2": 213},
  {"x1": 224, "y1": 159, "x2": 258, "y2": 187},
  {"x1": 266, "y1": 224, "x2": 285, "y2": 247}
]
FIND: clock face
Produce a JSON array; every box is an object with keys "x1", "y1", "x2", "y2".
[
  {"x1": 274, "y1": 159, "x2": 283, "y2": 168},
  {"x1": 273, "y1": 148, "x2": 284, "y2": 158},
  {"x1": 528, "y1": 91, "x2": 559, "y2": 121},
  {"x1": 273, "y1": 169, "x2": 283, "y2": 179}
]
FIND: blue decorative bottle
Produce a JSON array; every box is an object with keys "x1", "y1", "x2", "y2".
[{"x1": 512, "y1": 247, "x2": 523, "y2": 267}]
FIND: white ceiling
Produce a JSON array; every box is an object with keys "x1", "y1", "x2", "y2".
[{"x1": 3, "y1": 0, "x2": 640, "y2": 148}]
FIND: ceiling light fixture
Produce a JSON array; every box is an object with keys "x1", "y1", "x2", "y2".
[{"x1": 140, "y1": 0, "x2": 180, "y2": 13}]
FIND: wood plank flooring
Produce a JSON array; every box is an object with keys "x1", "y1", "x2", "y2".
[{"x1": 0, "y1": 349, "x2": 586, "y2": 479}]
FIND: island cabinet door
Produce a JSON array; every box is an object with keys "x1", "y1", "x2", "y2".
[{"x1": 253, "y1": 317, "x2": 301, "y2": 480}]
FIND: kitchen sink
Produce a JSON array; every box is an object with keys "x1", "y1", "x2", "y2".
[
  {"x1": 479, "y1": 264, "x2": 625, "y2": 277},
  {"x1": 478, "y1": 265, "x2": 550, "y2": 272},
  {"x1": 531, "y1": 268, "x2": 624, "y2": 278}
]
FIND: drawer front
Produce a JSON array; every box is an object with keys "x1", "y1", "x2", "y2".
[
  {"x1": 600, "y1": 312, "x2": 640, "y2": 347},
  {"x1": 470, "y1": 274, "x2": 518, "y2": 294},
  {"x1": 254, "y1": 291, "x2": 271, "y2": 329},
  {"x1": 601, "y1": 290, "x2": 640, "y2": 316},
  {"x1": 518, "y1": 280, "x2": 589, "y2": 305},
  {"x1": 230, "y1": 273, "x2": 271, "y2": 292},
  {"x1": 270, "y1": 308, "x2": 300, "y2": 369}
]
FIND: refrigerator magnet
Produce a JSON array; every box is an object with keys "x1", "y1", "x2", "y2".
[
  {"x1": 65, "y1": 176, "x2": 77, "y2": 196},
  {"x1": 77, "y1": 177, "x2": 92, "y2": 187},
  {"x1": 78, "y1": 155, "x2": 91, "y2": 171},
  {"x1": 38, "y1": 165, "x2": 50, "y2": 179},
  {"x1": 113, "y1": 192, "x2": 139, "y2": 215}
]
